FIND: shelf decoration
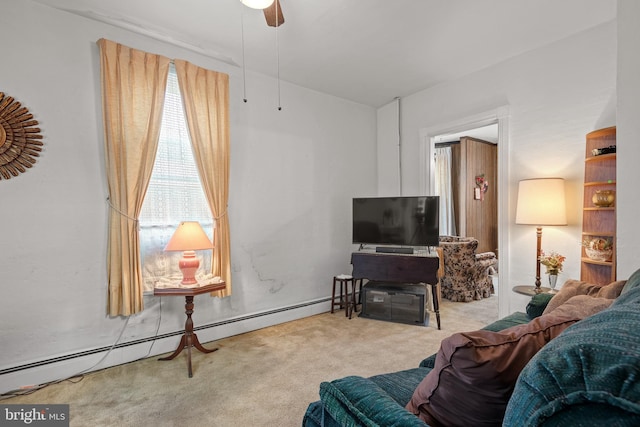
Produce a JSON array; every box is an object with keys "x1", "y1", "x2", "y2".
[
  {"x1": 474, "y1": 174, "x2": 489, "y2": 200},
  {"x1": 0, "y1": 92, "x2": 44, "y2": 180},
  {"x1": 592, "y1": 190, "x2": 615, "y2": 207},
  {"x1": 591, "y1": 145, "x2": 616, "y2": 156},
  {"x1": 582, "y1": 237, "x2": 613, "y2": 262}
]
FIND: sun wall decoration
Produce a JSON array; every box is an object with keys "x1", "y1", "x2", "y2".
[{"x1": 0, "y1": 92, "x2": 43, "y2": 180}]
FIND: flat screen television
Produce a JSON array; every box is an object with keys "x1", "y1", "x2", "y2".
[{"x1": 352, "y1": 196, "x2": 440, "y2": 247}]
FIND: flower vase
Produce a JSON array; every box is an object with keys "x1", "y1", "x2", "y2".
[{"x1": 548, "y1": 274, "x2": 558, "y2": 293}]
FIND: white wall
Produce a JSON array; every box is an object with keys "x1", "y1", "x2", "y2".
[
  {"x1": 378, "y1": 22, "x2": 618, "y2": 316},
  {"x1": 0, "y1": 1, "x2": 376, "y2": 392},
  {"x1": 616, "y1": 0, "x2": 640, "y2": 278},
  {"x1": 376, "y1": 99, "x2": 400, "y2": 195}
]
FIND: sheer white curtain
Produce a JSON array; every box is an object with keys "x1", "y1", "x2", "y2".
[{"x1": 434, "y1": 146, "x2": 456, "y2": 236}]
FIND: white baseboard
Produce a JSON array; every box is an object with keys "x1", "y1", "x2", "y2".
[{"x1": 0, "y1": 299, "x2": 331, "y2": 395}]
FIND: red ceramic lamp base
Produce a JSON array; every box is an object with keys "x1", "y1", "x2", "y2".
[{"x1": 178, "y1": 250, "x2": 200, "y2": 285}]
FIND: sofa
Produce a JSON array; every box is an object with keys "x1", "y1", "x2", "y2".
[
  {"x1": 438, "y1": 236, "x2": 497, "y2": 302},
  {"x1": 302, "y1": 269, "x2": 640, "y2": 426}
]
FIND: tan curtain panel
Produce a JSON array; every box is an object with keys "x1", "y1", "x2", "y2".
[
  {"x1": 174, "y1": 59, "x2": 232, "y2": 297},
  {"x1": 98, "y1": 38, "x2": 170, "y2": 315}
]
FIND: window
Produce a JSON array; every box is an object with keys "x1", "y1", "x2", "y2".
[
  {"x1": 99, "y1": 39, "x2": 231, "y2": 315},
  {"x1": 139, "y1": 64, "x2": 214, "y2": 291}
]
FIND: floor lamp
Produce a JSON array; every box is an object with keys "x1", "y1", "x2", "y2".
[{"x1": 515, "y1": 178, "x2": 567, "y2": 291}]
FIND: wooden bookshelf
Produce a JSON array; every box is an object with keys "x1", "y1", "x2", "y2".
[{"x1": 580, "y1": 126, "x2": 616, "y2": 285}]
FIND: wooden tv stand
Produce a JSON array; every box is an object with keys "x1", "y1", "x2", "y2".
[{"x1": 351, "y1": 251, "x2": 441, "y2": 329}]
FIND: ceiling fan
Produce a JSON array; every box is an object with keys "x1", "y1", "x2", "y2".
[
  {"x1": 240, "y1": 0, "x2": 285, "y2": 27},
  {"x1": 263, "y1": 0, "x2": 284, "y2": 27},
  {"x1": 239, "y1": 0, "x2": 285, "y2": 109}
]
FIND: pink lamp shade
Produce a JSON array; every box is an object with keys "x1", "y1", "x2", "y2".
[{"x1": 164, "y1": 221, "x2": 213, "y2": 285}]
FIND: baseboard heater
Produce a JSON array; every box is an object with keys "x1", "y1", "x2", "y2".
[{"x1": 0, "y1": 297, "x2": 331, "y2": 376}]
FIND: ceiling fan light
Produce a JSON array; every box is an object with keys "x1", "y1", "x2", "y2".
[{"x1": 240, "y1": 0, "x2": 275, "y2": 9}]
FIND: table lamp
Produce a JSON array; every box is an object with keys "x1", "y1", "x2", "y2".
[
  {"x1": 164, "y1": 221, "x2": 213, "y2": 285},
  {"x1": 515, "y1": 178, "x2": 567, "y2": 290}
]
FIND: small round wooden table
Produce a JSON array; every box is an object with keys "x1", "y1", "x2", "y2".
[
  {"x1": 512, "y1": 285, "x2": 553, "y2": 296},
  {"x1": 154, "y1": 282, "x2": 226, "y2": 378}
]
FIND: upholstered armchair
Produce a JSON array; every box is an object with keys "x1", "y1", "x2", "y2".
[{"x1": 438, "y1": 235, "x2": 498, "y2": 302}]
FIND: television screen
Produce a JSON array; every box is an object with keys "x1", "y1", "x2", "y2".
[{"x1": 352, "y1": 196, "x2": 439, "y2": 247}]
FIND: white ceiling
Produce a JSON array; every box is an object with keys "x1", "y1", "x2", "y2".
[{"x1": 32, "y1": 0, "x2": 616, "y2": 108}]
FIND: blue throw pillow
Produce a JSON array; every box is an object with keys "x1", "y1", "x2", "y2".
[
  {"x1": 620, "y1": 267, "x2": 640, "y2": 295},
  {"x1": 504, "y1": 286, "x2": 640, "y2": 426}
]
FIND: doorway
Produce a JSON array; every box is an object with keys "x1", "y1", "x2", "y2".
[
  {"x1": 434, "y1": 127, "x2": 498, "y2": 254},
  {"x1": 420, "y1": 107, "x2": 509, "y2": 319}
]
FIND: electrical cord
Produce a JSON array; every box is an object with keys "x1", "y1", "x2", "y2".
[{"x1": 0, "y1": 298, "x2": 164, "y2": 400}]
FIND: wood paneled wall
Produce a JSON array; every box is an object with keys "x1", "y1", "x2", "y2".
[{"x1": 453, "y1": 137, "x2": 498, "y2": 254}]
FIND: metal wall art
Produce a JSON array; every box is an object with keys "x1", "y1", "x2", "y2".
[{"x1": 0, "y1": 92, "x2": 43, "y2": 180}]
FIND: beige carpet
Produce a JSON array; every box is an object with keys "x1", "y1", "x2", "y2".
[{"x1": 3, "y1": 296, "x2": 498, "y2": 426}]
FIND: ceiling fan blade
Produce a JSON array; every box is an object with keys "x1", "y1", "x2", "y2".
[{"x1": 263, "y1": 0, "x2": 284, "y2": 27}]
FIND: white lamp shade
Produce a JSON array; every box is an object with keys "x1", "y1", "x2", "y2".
[
  {"x1": 164, "y1": 221, "x2": 213, "y2": 252},
  {"x1": 240, "y1": 0, "x2": 275, "y2": 9},
  {"x1": 515, "y1": 178, "x2": 567, "y2": 226}
]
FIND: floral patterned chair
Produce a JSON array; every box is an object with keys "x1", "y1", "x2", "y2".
[{"x1": 439, "y1": 235, "x2": 498, "y2": 302}]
